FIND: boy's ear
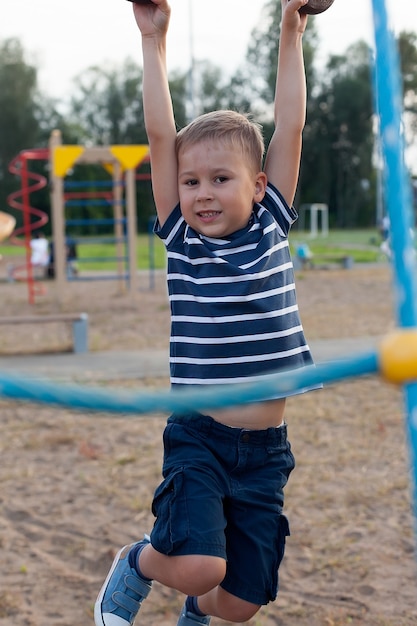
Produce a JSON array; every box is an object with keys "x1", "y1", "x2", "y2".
[{"x1": 254, "y1": 172, "x2": 268, "y2": 201}]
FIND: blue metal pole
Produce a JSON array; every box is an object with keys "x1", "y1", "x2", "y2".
[{"x1": 371, "y1": 0, "x2": 417, "y2": 537}]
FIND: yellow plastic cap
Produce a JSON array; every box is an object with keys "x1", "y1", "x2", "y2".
[{"x1": 379, "y1": 329, "x2": 417, "y2": 384}]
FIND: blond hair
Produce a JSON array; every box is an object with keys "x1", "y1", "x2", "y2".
[{"x1": 175, "y1": 110, "x2": 265, "y2": 174}]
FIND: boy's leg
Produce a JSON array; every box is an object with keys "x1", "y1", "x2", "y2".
[
  {"x1": 176, "y1": 587, "x2": 261, "y2": 625},
  {"x1": 176, "y1": 598, "x2": 211, "y2": 626},
  {"x1": 178, "y1": 422, "x2": 294, "y2": 622},
  {"x1": 94, "y1": 537, "x2": 152, "y2": 626}
]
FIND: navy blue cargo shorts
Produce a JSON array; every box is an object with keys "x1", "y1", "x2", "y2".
[{"x1": 150, "y1": 412, "x2": 295, "y2": 605}]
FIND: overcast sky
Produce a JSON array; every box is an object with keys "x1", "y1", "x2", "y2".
[{"x1": 2, "y1": 0, "x2": 416, "y2": 101}]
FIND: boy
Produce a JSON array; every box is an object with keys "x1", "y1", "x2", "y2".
[{"x1": 95, "y1": 0, "x2": 312, "y2": 624}]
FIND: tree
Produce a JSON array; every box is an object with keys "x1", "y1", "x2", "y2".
[
  {"x1": 68, "y1": 60, "x2": 146, "y2": 146},
  {"x1": 244, "y1": 0, "x2": 318, "y2": 114},
  {"x1": 0, "y1": 38, "x2": 42, "y2": 225},
  {"x1": 398, "y1": 31, "x2": 417, "y2": 150},
  {"x1": 302, "y1": 42, "x2": 375, "y2": 227},
  {"x1": 68, "y1": 60, "x2": 188, "y2": 147},
  {"x1": 66, "y1": 61, "x2": 188, "y2": 230}
]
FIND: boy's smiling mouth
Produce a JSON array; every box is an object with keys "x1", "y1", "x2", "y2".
[{"x1": 197, "y1": 210, "x2": 221, "y2": 220}]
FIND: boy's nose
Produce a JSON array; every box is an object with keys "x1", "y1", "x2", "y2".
[{"x1": 196, "y1": 185, "x2": 213, "y2": 201}]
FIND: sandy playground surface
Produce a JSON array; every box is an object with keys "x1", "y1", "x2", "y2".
[{"x1": 1, "y1": 262, "x2": 417, "y2": 626}]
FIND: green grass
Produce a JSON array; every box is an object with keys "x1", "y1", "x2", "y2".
[
  {"x1": 1, "y1": 229, "x2": 385, "y2": 270},
  {"x1": 289, "y1": 228, "x2": 384, "y2": 263},
  {"x1": 294, "y1": 228, "x2": 380, "y2": 246},
  {"x1": 74, "y1": 236, "x2": 166, "y2": 270},
  {"x1": 1, "y1": 234, "x2": 167, "y2": 271}
]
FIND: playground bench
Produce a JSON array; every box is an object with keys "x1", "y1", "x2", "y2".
[
  {"x1": 294, "y1": 244, "x2": 354, "y2": 270},
  {"x1": 0, "y1": 313, "x2": 89, "y2": 354}
]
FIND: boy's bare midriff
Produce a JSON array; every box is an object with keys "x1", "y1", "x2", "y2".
[{"x1": 207, "y1": 398, "x2": 286, "y2": 430}]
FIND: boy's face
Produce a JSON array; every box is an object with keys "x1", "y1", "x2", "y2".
[{"x1": 177, "y1": 140, "x2": 266, "y2": 238}]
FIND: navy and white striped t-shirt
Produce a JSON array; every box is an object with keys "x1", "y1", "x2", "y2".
[{"x1": 155, "y1": 182, "x2": 314, "y2": 398}]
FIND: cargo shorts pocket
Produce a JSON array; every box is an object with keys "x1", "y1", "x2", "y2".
[
  {"x1": 268, "y1": 514, "x2": 290, "y2": 601},
  {"x1": 151, "y1": 467, "x2": 189, "y2": 554}
]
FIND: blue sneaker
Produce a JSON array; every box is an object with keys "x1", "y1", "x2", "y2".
[
  {"x1": 94, "y1": 539, "x2": 152, "y2": 626},
  {"x1": 177, "y1": 604, "x2": 211, "y2": 626}
]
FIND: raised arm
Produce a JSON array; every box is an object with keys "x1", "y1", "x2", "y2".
[
  {"x1": 264, "y1": 0, "x2": 308, "y2": 207},
  {"x1": 132, "y1": 0, "x2": 179, "y2": 225}
]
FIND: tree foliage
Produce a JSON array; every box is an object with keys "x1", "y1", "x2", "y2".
[
  {"x1": 245, "y1": 0, "x2": 318, "y2": 107},
  {"x1": 399, "y1": 31, "x2": 417, "y2": 139},
  {"x1": 0, "y1": 39, "x2": 39, "y2": 162},
  {"x1": 229, "y1": 1, "x2": 375, "y2": 226},
  {"x1": 302, "y1": 41, "x2": 375, "y2": 227},
  {"x1": 68, "y1": 60, "x2": 146, "y2": 146},
  {"x1": 0, "y1": 39, "x2": 41, "y2": 224}
]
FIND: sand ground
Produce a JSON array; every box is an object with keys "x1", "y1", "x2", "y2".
[{"x1": 1, "y1": 263, "x2": 417, "y2": 626}]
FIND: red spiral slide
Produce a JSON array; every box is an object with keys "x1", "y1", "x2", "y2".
[{"x1": 7, "y1": 148, "x2": 50, "y2": 303}]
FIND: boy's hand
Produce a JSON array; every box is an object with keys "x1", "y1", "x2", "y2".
[
  {"x1": 281, "y1": 0, "x2": 308, "y2": 34},
  {"x1": 131, "y1": 0, "x2": 171, "y2": 38}
]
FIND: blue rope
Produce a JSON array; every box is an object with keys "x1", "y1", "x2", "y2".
[{"x1": 0, "y1": 351, "x2": 378, "y2": 415}]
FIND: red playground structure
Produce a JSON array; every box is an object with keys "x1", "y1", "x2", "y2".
[
  {"x1": 7, "y1": 148, "x2": 49, "y2": 304},
  {"x1": 6, "y1": 132, "x2": 150, "y2": 306}
]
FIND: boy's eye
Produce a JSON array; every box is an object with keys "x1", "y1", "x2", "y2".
[
  {"x1": 185, "y1": 179, "x2": 198, "y2": 186},
  {"x1": 214, "y1": 176, "x2": 228, "y2": 183}
]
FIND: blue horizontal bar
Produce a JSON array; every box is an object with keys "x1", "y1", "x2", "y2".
[
  {"x1": 65, "y1": 199, "x2": 114, "y2": 207},
  {"x1": 64, "y1": 180, "x2": 124, "y2": 189},
  {"x1": 65, "y1": 218, "x2": 127, "y2": 226}
]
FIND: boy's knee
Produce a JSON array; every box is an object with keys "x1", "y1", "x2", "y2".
[
  {"x1": 216, "y1": 593, "x2": 260, "y2": 623},
  {"x1": 179, "y1": 555, "x2": 226, "y2": 596}
]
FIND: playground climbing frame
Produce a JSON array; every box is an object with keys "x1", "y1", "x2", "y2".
[{"x1": 49, "y1": 130, "x2": 149, "y2": 304}]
